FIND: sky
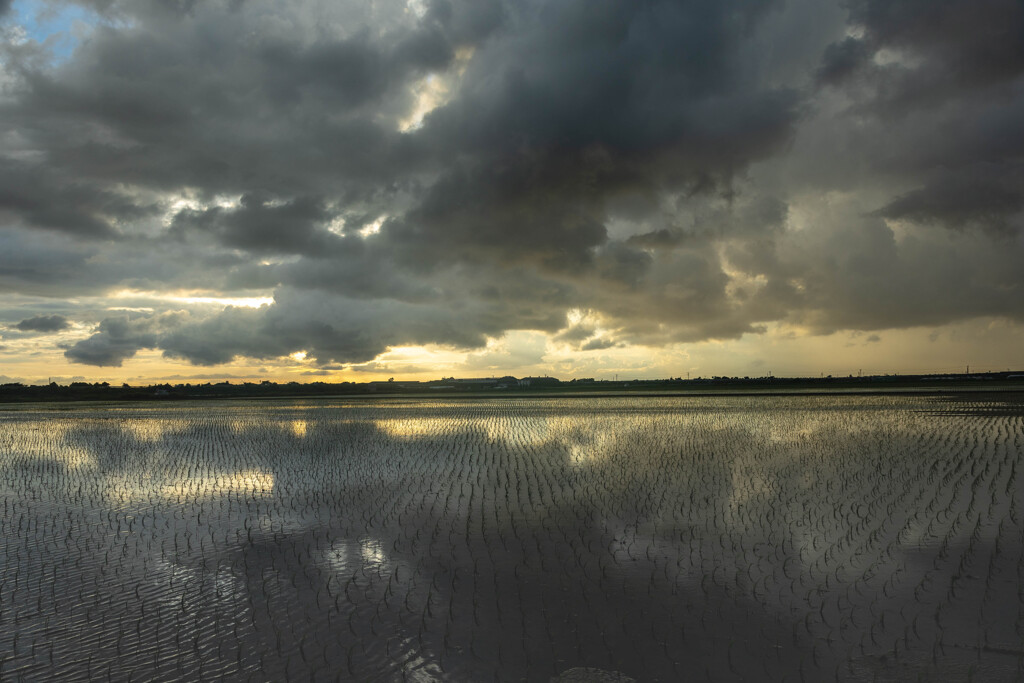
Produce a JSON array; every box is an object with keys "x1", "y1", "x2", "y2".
[{"x1": 1, "y1": 0, "x2": 1023, "y2": 385}]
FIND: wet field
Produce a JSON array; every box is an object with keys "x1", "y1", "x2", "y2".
[{"x1": 1, "y1": 395, "x2": 1022, "y2": 681}]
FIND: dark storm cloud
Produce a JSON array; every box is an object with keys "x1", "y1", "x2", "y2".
[
  {"x1": 863, "y1": 0, "x2": 1023, "y2": 79},
  {"x1": 7, "y1": 0, "x2": 800, "y2": 247},
  {"x1": 67, "y1": 287, "x2": 518, "y2": 366},
  {"x1": 805, "y1": 0, "x2": 1024, "y2": 253},
  {"x1": 0, "y1": 224, "x2": 258, "y2": 298},
  {"x1": 0, "y1": 160, "x2": 148, "y2": 239},
  {"x1": 819, "y1": 0, "x2": 1024, "y2": 103},
  {"x1": 259, "y1": 21, "x2": 458, "y2": 106},
  {"x1": 395, "y1": 0, "x2": 800, "y2": 266},
  {"x1": 169, "y1": 194, "x2": 343, "y2": 256},
  {"x1": 6, "y1": 10, "x2": 413, "y2": 200},
  {"x1": 554, "y1": 323, "x2": 595, "y2": 345},
  {"x1": 15, "y1": 314, "x2": 70, "y2": 332},
  {"x1": 879, "y1": 163, "x2": 1024, "y2": 235},
  {"x1": 63, "y1": 312, "x2": 184, "y2": 366},
  {"x1": 580, "y1": 337, "x2": 617, "y2": 352},
  {"x1": 626, "y1": 193, "x2": 788, "y2": 251},
  {"x1": 816, "y1": 36, "x2": 872, "y2": 86},
  {"x1": 1, "y1": 0, "x2": 1021, "y2": 369}
]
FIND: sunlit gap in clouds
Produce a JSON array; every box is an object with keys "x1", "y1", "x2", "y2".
[
  {"x1": 161, "y1": 193, "x2": 244, "y2": 227},
  {"x1": 397, "y1": 46, "x2": 474, "y2": 132},
  {"x1": 323, "y1": 214, "x2": 389, "y2": 238},
  {"x1": 358, "y1": 215, "x2": 387, "y2": 238},
  {"x1": 346, "y1": 344, "x2": 469, "y2": 376},
  {"x1": 108, "y1": 289, "x2": 275, "y2": 309}
]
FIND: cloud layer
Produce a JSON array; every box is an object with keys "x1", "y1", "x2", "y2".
[{"x1": 1, "y1": 0, "x2": 1021, "y2": 372}]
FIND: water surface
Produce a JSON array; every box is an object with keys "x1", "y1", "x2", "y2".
[{"x1": 1, "y1": 395, "x2": 1022, "y2": 681}]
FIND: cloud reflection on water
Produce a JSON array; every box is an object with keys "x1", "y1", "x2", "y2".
[{"x1": 0, "y1": 396, "x2": 1021, "y2": 681}]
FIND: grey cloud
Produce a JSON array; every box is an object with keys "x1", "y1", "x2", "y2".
[
  {"x1": 816, "y1": 36, "x2": 872, "y2": 86},
  {"x1": 580, "y1": 337, "x2": 617, "y2": 352},
  {"x1": 169, "y1": 194, "x2": 343, "y2": 256},
  {"x1": 554, "y1": 323, "x2": 596, "y2": 345},
  {"x1": 9, "y1": 0, "x2": 800, "y2": 263},
  {"x1": 0, "y1": 228, "x2": 99, "y2": 296},
  {"x1": 626, "y1": 229, "x2": 685, "y2": 250},
  {"x1": 738, "y1": 212, "x2": 1024, "y2": 334},
  {"x1": 12, "y1": 0, "x2": 801, "y2": 267},
  {"x1": 64, "y1": 312, "x2": 186, "y2": 366},
  {"x1": 258, "y1": 22, "x2": 456, "y2": 109},
  {"x1": 66, "y1": 287, "x2": 516, "y2": 367},
  {"x1": 0, "y1": 224, "x2": 258, "y2": 298},
  {"x1": 626, "y1": 194, "x2": 787, "y2": 251},
  {"x1": 879, "y1": 163, "x2": 1024, "y2": 234},
  {"x1": 0, "y1": 160, "x2": 150, "y2": 239},
  {"x1": 8, "y1": 12, "x2": 411, "y2": 198},
  {"x1": 5, "y1": 0, "x2": 1024, "y2": 373},
  {"x1": 821, "y1": 0, "x2": 1024, "y2": 107},
  {"x1": 849, "y1": 0, "x2": 1024, "y2": 77},
  {"x1": 800, "y1": 0, "x2": 1024, "y2": 243},
  {"x1": 425, "y1": 0, "x2": 504, "y2": 46},
  {"x1": 15, "y1": 314, "x2": 70, "y2": 332},
  {"x1": 593, "y1": 243, "x2": 652, "y2": 288},
  {"x1": 159, "y1": 306, "x2": 285, "y2": 365},
  {"x1": 400, "y1": 0, "x2": 801, "y2": 267},
  {"x1": 63, "y1": 333, "x2": 148, "y2": 366}
]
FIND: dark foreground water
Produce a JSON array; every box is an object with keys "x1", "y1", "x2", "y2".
[{"x1": 1, "y1": 395, "x2": 1022, "y2": 682}]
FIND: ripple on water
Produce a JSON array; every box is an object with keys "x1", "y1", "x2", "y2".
[{"x1": 0, "y1": 396, "x2": 1022, "y2": 681}]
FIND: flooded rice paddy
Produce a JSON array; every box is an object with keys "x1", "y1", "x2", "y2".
[{"x1": 1, "y1": 394, "x2": 1022, "y2": 681}]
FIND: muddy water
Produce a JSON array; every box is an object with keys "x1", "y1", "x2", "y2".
[{"x1": 0, "y1": 395, "x2": 1022, "y2": 681}]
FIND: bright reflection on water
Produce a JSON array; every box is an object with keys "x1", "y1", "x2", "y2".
[
  {"x1": 157, "y1": 468, "x2": 275, "y2": 499},
  {"x1": 289, "y1": 419, "x2": 308, "y2": 438},
  {"x1": 0, "y1": 395, "x2": 1022, "y2": 681}
]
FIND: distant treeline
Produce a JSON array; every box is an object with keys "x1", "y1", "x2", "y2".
[{"x1": 3, "y1": 371, "x2": 1024, "y2": 403}]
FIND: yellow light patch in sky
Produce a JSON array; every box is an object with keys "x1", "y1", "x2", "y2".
[
  {"x1": 365, "y1": 344, "x2": 468, "y2": 369},
  {"x1": 108, "y1": 289, "x2": 274, "y2": 308},
  {"x1": 4, "y1": 316, "x2": 1023, "y2": 385}
]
